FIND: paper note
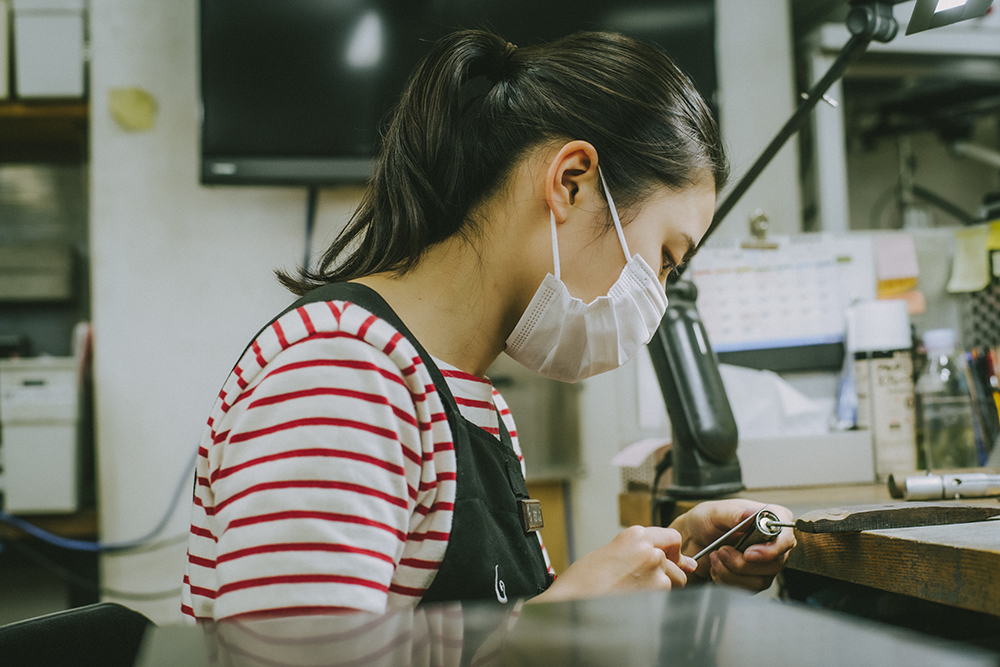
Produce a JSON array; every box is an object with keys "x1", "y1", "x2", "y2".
[
  {"x1": 987, "y1": 221, "x2": 1000, "y2": 250},
  {"x1": 947, "y1": 224, "x2": 991, "y2": 293},
  {"x1": 875, "y1": 233, "x2": 919, "y2": 281}
]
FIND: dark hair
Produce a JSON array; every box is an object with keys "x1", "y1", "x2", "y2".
[{"x1": 279, "y1": 29, "x2": 728, "y2": 295}]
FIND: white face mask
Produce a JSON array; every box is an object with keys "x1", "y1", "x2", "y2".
[{"x1": 504, "y1": 169, "x2": 669, "y2": 382}]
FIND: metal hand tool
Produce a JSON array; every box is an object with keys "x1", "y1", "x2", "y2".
[{"x1": 694, "y1": 507, "x2": 792, "y2": 561}]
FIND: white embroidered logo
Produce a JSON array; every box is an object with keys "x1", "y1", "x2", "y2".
[{"x1": 494, "y1": 564, "x2": 508, "y2": 604}]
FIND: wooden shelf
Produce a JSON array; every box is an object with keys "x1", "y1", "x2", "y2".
[
  {"x1": 0, "y1": 101, "x2": 88, "y2": 119},
  {"x1": 0, "y1": 508, "x2": 97, "y2": 540},
  {"x1": 0, "y1": 100, "x2": 89, "y2": 162}
]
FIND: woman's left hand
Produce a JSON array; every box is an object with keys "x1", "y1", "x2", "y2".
[{"x1": 669, "y1": 500, "x2": 796, "y2": 592}]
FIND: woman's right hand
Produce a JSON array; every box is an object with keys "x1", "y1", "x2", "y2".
[{"x1": 531, "y1": 525, "x2": 696, "y2": 603}]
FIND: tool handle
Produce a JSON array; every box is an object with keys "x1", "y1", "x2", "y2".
[{"x1": 733, "y1": 510, "x2": 783, "y2": 552}]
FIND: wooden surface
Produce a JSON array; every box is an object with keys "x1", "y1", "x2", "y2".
[
  {"x1": 620, "y1": 484, "x2": 1000, "y2": 617},
  {"x1": 0, "y1": 101, "x2": 89, "y2": 161},
  {"x1": 788, "y1": 519, "x2": 1000, "y2": 616},
  {"x1": 0, "y1": 508, "x2": 98, "y2": 540}
]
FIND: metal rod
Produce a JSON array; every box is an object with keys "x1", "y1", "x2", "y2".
[
  {"x1": 694, "y1": 507, "x2": 772, "y2": 561},
  {"x1": 763, "y1": 521, "x2": 796, "y2": 530}
]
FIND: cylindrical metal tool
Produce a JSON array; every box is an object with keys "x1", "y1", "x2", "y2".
[
  {"x1": 694, "y1": 507, "x2": 790, "y2": 561},
  {"x1": 888, "y1": 472, "x2": 1000, "y2": 500},
  {"x1": 733, "y1": 509, "x2": 783, "y2": 552}
]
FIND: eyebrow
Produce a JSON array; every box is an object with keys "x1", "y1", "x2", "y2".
[{"x1": 680, "y1": 234, "x2": 700, "y2": 265}]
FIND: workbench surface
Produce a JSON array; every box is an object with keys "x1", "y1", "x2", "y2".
[{"x1": 621, "y1": 484, "x2": 1000, "y2": 617}]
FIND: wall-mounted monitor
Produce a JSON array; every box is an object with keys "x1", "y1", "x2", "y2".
[{"x1": 199, "y1": 0, "x2": 718, "y2": 186}]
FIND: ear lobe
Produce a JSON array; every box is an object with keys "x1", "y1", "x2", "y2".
[{"x1": 545, "y1": 141, "x2": 599, "y2": 223}]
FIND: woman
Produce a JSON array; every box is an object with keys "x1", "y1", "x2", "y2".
[{"x1": 182, "y1": 29, "x2": 794, "y2": 622}]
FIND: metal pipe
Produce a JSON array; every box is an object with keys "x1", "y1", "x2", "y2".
[
  {"x1": 888, "y1": 472, "x2": 1000, "y2": 500},
  {"x1": 951, "y1": 141, "x2": 1000, "y2": 170}
]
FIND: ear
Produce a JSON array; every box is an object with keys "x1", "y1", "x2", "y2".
[{"x1": 545, "y1": 141, "x2": 600, "y2": 224}]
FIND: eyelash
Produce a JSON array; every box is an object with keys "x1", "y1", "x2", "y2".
[{"x1": 662, "y1": 250, "x2": 677, "y2": 275}]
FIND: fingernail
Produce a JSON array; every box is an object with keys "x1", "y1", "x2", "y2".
[{"x1": 683, "y1": 556, "x2": 697, "y2": 570}]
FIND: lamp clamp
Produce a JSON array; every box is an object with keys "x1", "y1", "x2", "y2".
[{"x1": 846, "y1": 2, "x2": 900, "y2": 42}]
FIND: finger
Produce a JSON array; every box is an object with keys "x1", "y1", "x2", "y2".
[
  {"x1": 715, "y1": 546, "x2": 787, "y2": 578},
  {"x1": 742, "y1": 526, "x2": 797, "y2": 563},
  {"x1": 661, "y1": 558, "x2": 689, "y2": 589},
  {"x1": 701, "y1": 499, "x2": 763, "y2": 534},
  {"x1": 644, "y1": 526, "x2": 684, "y2": 562},
  {"x1": 709, "y1": 551, "x2": 775, "y2": 591}
]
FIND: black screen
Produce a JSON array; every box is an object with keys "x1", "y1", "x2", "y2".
[{"x1": 199, "y1": 0, "x2": 717, "y2": 185}]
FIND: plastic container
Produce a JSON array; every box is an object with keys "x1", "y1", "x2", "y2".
[
  {"x1": 915, "y1": 328, "x2": 978, "y2": 470},
  {"x1": 851, "y1": 300, "x2": 916, "y2": 478}
]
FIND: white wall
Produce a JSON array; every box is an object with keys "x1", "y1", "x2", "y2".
[
  {"x1": 89, "y1": 0, "x2": 360, "y2": 623},
  {"x1": 713, "y1": 0, "x2": 801, "y2": 239}
]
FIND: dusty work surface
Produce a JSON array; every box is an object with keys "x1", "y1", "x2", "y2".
[{"x1": 788, "y1": 518, "x2": 1000, "y2": 617}]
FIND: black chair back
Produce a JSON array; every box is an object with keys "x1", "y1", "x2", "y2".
[{"x1": 0, "y1": 602, "x2": 151, "y2": 667}]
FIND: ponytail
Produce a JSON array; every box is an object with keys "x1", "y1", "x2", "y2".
[{"x1": 278, "y1": 30, "x2": 727, "y2": 295}]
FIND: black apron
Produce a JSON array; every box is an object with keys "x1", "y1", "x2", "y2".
[{"x1": 257, "y1": 282, "x2": 553, "y2": 604}]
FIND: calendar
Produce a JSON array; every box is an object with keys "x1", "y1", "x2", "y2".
[{"x1": 691, "y1": 235, "x2": 876, "y2": 355}]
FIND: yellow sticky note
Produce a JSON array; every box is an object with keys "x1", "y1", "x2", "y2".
[
  {"x1": 108, "y1": 87, "x2": 157, "y2": 132},
  {"x1": 877, "y1": 277, "x2": 918, "y2": 298},
  {"x1": 946, "y1": 224, "x2": 990, "y2": 293},
  {"x1": 987, "y1": 220, "x2": 1000, "y2": 251}
]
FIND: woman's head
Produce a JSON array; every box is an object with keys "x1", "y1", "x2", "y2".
[{"x1": 281, "y1": 29, "x2": 727, "y2": 294}]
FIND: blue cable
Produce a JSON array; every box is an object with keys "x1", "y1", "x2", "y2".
[{"x1": 0, "y1": 444, "x2": 198, "y2": 553}]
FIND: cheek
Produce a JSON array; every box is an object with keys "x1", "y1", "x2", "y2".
[{"x1": 623, "y1": 227, "x2": 663, "y2": 275}]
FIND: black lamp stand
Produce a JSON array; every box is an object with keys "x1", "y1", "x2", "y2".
[{"x1": 649, "y1": 3, "x2": 902, "y2": 521}]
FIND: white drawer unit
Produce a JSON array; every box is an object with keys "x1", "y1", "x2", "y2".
[{"x1": 0, "y1": 356, "x2": 82, "y2": 513}]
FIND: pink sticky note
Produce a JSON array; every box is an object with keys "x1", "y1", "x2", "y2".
[{"x1": 875, "y1": 233, "x2": 919, "y2": 281}]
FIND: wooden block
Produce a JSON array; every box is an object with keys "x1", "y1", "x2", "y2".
[
  {"x1": 787, "y1": 520, "x2": 1000, "y2": 616},
  {"x1": 618, "y1": 492, "x2": 653, "y2": 527}
]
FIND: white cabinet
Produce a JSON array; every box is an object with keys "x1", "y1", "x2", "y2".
[{"x1": 0, "y1": 356, "x2": 82, "y2": 512}]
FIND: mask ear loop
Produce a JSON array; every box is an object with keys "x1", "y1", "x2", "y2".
[
  {"x1": 549, "y1": 209, "x2": 561, "y2": 280},
  {"x1": 598, "y1": 167, "x2": 632, "y2": 263}
]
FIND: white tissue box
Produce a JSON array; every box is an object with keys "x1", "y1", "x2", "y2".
[{"x1": 739, "y1": 431, "x2": 874, "y2": 489}]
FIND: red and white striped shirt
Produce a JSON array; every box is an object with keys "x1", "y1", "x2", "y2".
[{"x1": 182, "y1": 298, "x2": 549, "y2": 621}]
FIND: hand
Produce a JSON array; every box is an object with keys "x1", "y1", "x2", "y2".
[
  {"x1": 670, "y1": 500, "x2": 796, "y2": 592},
  {"x1": 532, "y1": 526, "x2": 697, "y2": 603}
]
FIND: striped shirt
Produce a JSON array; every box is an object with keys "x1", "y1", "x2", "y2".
[{"x1": 182, "y1": 298, "x2": 549, "y2": 621}]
